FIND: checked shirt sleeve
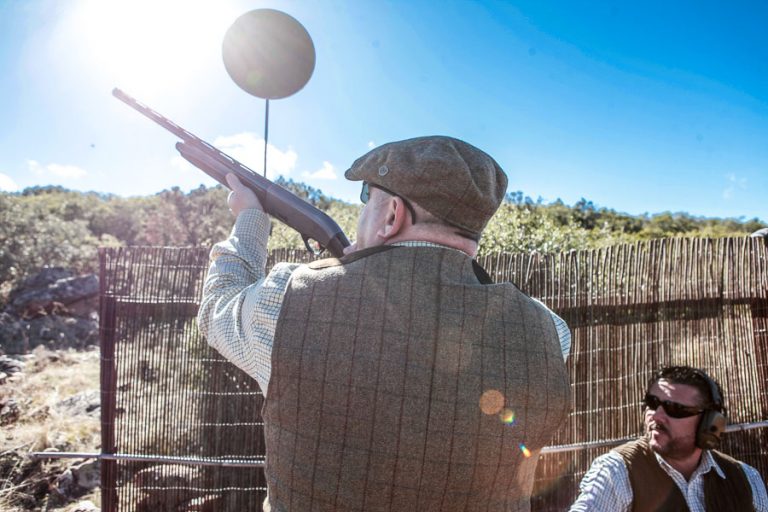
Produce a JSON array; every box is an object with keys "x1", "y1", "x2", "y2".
[
  {"x1": 197, "y1": 209, "x2": 299, "y2": 395},
  {"x1": 569, "y1": 451, "x2": 632, "y2": 512},
  {"x1": 530, "y1": 297, "x2": 572, "y2": 362},
  {"x1": 742, "y1": 462, "x2": 768, "y2": 511}
]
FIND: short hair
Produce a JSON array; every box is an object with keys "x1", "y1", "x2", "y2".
[
  {"x1": 409, "y1": 201, "x2": 481, "y2": 241},
  {"x1": 647, "y1": 365, "x2": 725, "y2": 413}
]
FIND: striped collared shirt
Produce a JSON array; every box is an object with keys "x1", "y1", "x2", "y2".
[
  {"x1": 569, "y1": 447, "x2": 768, "y2": 511},
  {"x1": 198, "y1": 209, "x2": 572, "y2": 397}
]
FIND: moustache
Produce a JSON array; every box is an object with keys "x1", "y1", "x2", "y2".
[{"x1": 648, "y1": 422, "x2": 668, "y2": 434}]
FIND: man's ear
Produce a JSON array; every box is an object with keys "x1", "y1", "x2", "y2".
[{"x1": 377, "y1": 196, "x2": 409, "y2": 240}]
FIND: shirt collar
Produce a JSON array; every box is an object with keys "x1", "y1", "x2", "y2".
[
  {"x1": 654, "y1": 449, "x2": 726, "y2": 480},
  {"x1": 392, "y1": 240, "x2": 451, "y2": 249},
  {"x1": 699, "y1": 450, "x2": 727, "y2": 479},
  {"x1": 391, "y1": 241, "x2": 469, "y2": 256}
]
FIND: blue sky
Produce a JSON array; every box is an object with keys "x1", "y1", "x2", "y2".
[{"x1": 1, "y1": 0, "x2": 766, "y2": 222}]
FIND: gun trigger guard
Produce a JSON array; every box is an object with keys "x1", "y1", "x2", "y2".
[{"x1": 303, "y1": 236, "x2": 325, "y2": 256}]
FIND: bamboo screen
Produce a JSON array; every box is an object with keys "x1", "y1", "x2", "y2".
[
  {"x1": 475, "y1": 237, "x2": 768, "y2": 510},
  {"x1": 99, "y1": 237, "x2": 768, "y2": 511}
]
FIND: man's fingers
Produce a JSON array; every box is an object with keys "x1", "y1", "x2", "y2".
[
  {"x1": 226, "y1": 173, "x2": 244, "y2": 191},
  {"x1": 225, "y1": 173, "x2": 264, "y2": 216}
]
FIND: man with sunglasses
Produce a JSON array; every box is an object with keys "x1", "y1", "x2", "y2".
[
  {"x1": 570, "y1": 365, "x2": 767, "y2": 511},
  {"x1": 199, "y1": 136, "x2": 573, "y2": 511}
]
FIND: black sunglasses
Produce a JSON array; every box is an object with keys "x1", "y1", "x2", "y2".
[
  {"x1": 359, "y1": 181, "x2": 375, "y2": 204},
  {"x1": 643, "y1": 393, "x2": 705, "y2": 419},
  {"x1": 360, "y1": 182, "x2": 417, "y2": 222}
]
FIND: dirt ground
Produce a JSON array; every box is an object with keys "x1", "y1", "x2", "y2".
[{"x1": 1, "y1": 346, "x2": 101, "y2": 511}]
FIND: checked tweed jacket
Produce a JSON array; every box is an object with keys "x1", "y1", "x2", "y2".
[{"x1": 263, "y1": 245, "x2": 571, "y2": 512}]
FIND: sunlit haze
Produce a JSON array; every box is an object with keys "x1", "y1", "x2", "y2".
[
  {"x1": 68, "y1": 1, "x2": 241, "y2": 100},
  {"x1": 1, "y1": 0, "x2": 766, "y2": 223}
]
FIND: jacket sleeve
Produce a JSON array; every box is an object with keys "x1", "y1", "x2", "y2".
[{"x1": 196, "y1": 208, "x2": 297, "y2": 394}]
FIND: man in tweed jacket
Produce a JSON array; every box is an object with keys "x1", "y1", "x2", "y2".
[{"x1": 198, "y1": 136, "x2": 572, "y2": 511}]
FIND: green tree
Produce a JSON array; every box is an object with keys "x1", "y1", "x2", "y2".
[
  {"x1": 2, "y1": 182, "x2": 765, "y2": 300},
  {"x1": 0, "y1": 193, "x2": 102, "y2": 289},
  {"x1": 479, "y1": 203, "x2": 590, "y2": 255}
]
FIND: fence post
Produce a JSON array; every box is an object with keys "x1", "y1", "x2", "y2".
[{"x1": 99, "y1": 248, "x2": 119, "y2": 511}]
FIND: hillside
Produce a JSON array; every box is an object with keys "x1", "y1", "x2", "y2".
[{"x1": 1, "y1": 181, "x2": 764, "y2": 304}]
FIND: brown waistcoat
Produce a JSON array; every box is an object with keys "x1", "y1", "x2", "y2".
[
  {"x1": 613, "y1": 437, "x2": 754, "y2": 512},
  {"x1": 263, "y1": 246, "x2": 571, "y2": 512}
]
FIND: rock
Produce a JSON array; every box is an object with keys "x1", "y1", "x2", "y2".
[
  {"x1": 135, "y1": 496, "x2": 166, "y2": 512},
  {"x1": 8, "y1": 268, "x2": 98, "y2": 318},
  {"x1": 11, "y1": 268, "x2": 73, "y2": 295},
  {"x1": 52, "y1": 460, "x2": 101, "y2": 501},
  {"x1": 64, "y1": 500, "x2": 100, "y2": 512},
  {"x1": 0, "y1": 311, "x2": 28, "y2": 354},
  {"x1": 54, "y1": 467, "x2": 77, "y2": 498},
  {"x1": 178, "y1": 494, "x2": 224, "y2": 511},
  {"x1": 0, "y1": 268, "x2": 100, "y2": 353},
  {"x1": 0, "y1": 308, "x2": 99, "y2": 354},
  {"x1": 56, "y1": 390, "x2": 100, "y2": 417},
  {"x1": 0, "y1": 354, "x2": 24, "y2": 375},
  {"x1": 0, "y1": 397, "x2": 20, "y2": 425},
  {"x1": 133, "y1": 464, "x2": 207, "y2": 509},
  {"x1": 133, "y1": 464, "x2": 204, "y2": 492},
  {"x1": 71, "y1": 459, "x2": 100, "y2": 490}
]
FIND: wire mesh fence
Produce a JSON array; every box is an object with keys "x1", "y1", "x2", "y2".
[{"x1": 98, "y1": 237, "x2": 768, "y2": 511}]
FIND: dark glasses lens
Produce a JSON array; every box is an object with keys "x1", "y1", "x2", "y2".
[
  {"x1": 359, "y1": 182, "x2": 418, "y2": 223},
  {"x1": 644, "y1": 393, "x2": 704, "y2": 419}
]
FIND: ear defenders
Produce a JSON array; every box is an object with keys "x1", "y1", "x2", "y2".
[{"x1": 695, "y1": 370, "x2": 727, "y2": 450}]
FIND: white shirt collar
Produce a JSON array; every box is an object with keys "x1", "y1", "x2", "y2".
[{"x1": 655, "y1": 449, "x2": 727, "y2": 481}]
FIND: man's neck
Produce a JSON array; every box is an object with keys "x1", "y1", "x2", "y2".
[
  {"x1": 384, "y1": 225, "x2": 478, "y2": 257},
  {"x1": 660, "y1": 448, "x2": 703, "y2": 481}
]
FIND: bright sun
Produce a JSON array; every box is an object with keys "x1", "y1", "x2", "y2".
[{"x1": 70, "y1": 0, "x2": 240, "y2": 98}]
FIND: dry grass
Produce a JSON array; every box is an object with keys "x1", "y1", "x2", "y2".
[{"x1": 1, "y1": 346, "x2": 102, "y2": 511}]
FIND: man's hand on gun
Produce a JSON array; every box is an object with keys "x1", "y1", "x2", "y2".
[{"x1": 226, "y1": 174, "x2": 263, "y2": 216}]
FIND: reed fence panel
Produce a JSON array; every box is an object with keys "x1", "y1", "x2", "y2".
[
  {"x1": 99, "y1": 247, "x2": 321, "y2": 511},
  {"x1": 476, "y1": 237, "x2": 768, "y2": 510},
  {"x1": 99, "y1": 237, "x2": 768, "y2": 511}
]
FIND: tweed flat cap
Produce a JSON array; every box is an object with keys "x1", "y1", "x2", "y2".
[{"x1": 345, "y1": 136, "x2": 508, "y2": 234}]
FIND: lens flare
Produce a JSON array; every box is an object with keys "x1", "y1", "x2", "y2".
[
  {"x1": 499, "y1": 408, "x2": 516, "y2": 424},
  {"x1": 479, "y1": 389, "x2": 505, "y2": 415},
  {"x1": 519, "y1": 444, "x2": 531, "y2": 458}
]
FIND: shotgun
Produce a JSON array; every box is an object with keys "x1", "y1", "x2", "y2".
[{"x1": 113, "y1": 88, "x2": 350, "y2": 257}]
